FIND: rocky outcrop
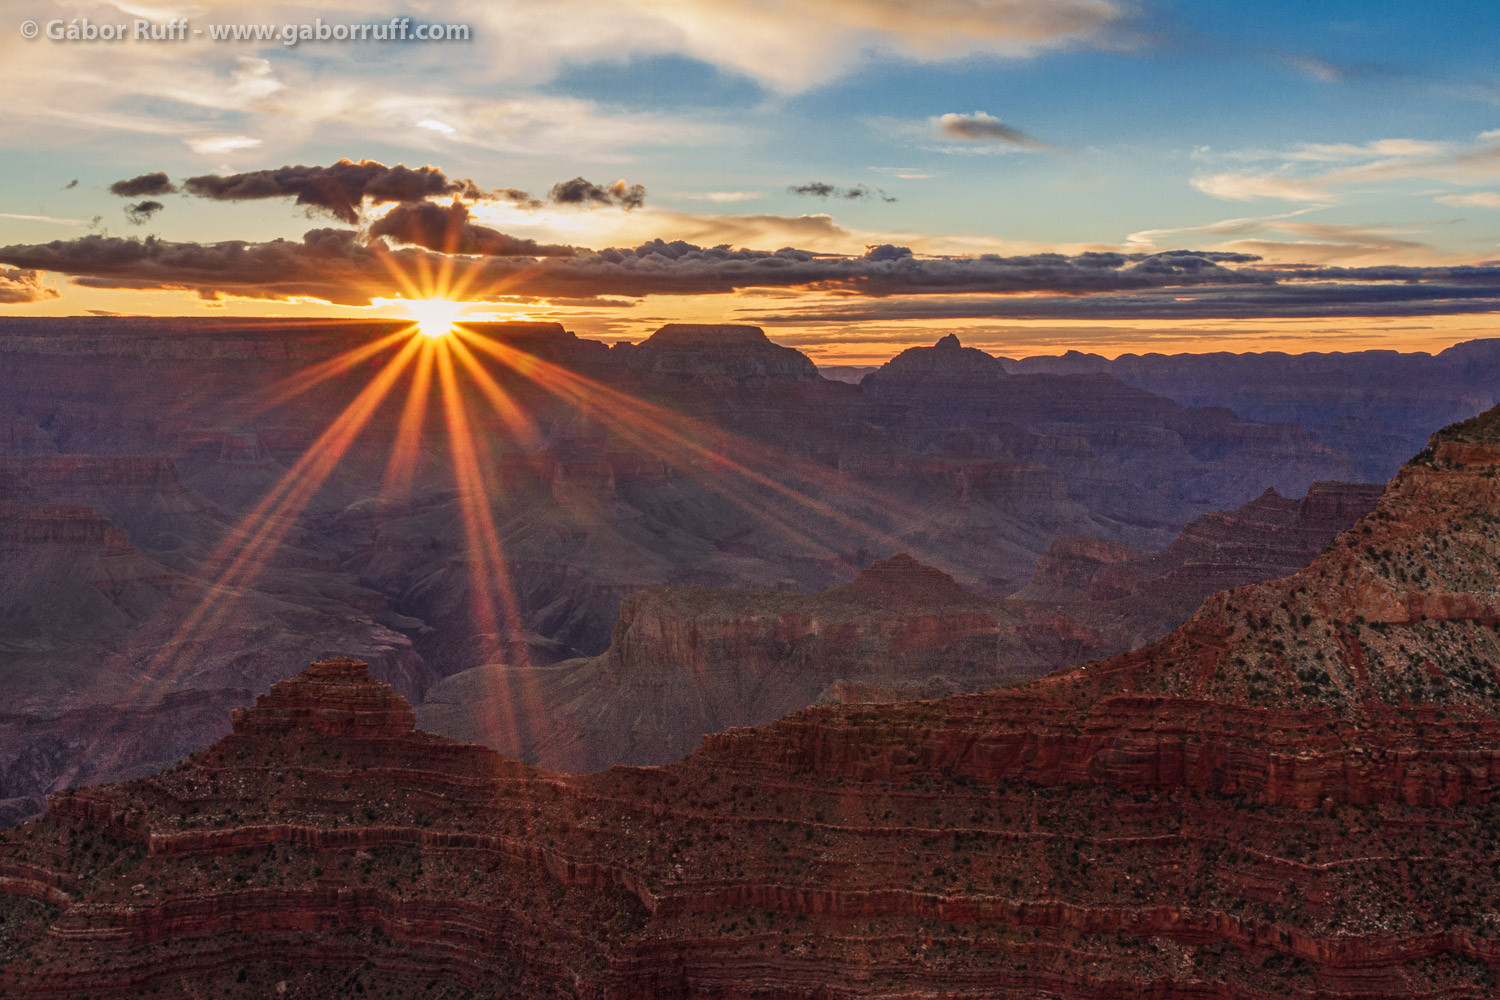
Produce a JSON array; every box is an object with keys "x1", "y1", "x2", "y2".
[
  {"x1": 1026, "y1": 480, "x2": 1383, "y2": 606},
  {"x1": 4, "y1": 410, "x2": 1497, "y2": 997},
  {"x1": 616, "y1": 324, "x2": 820, "y2": 386},
  {"x1": 1, "y1": 399, "x2": 1499, "y2": 998},
  {"x1": 230, "y1": 658, "x2": 417, "y2": 738},
  {"x1": 419, "y1": 477, "x2": 1380, "y2": 775},
  {"x1": 416, "y1": 553, "x2": 1089, "y2": 771},
  {"x1": 860, "y1": 333, "x2": 1011, "y2": 415},
  {"x1": 861, "y1": 336, "x2": 1359, "y2": 508}
]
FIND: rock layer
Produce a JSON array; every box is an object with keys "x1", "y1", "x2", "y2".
[
  {"x1": 417, "y1": 553, "x2": 1100, "y2": 771},
  {"x1": 2, "y1": 408, "x2": 1500, "y2": 997},
  {"x1": 418, "y1": 483, "x2": 1378, "y2": 774}
]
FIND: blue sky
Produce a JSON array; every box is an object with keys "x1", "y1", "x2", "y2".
[{"x1": 0, "y1": 1, "x2": 1497, "y2": 359}]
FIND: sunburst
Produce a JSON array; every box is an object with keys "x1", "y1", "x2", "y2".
[{"x1": 85, "y1": 250, "x2": 951, "y2": 774}]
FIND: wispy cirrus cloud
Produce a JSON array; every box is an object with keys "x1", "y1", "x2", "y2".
[
  {"x1": 1128, "y1": 210, "x2": 1462, "y2": 265},
  {"x1": 1192, "y1": 130, "x2": 1500, "y2": 202},
  {"x1": 1437, "y1": 191, "x2": 1500, "y2": 209},
  {"x1": 680, "y1": 191, "x2": 765, "y2": 203}
]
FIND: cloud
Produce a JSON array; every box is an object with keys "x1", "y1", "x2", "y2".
[
  {"x1": 788, "y1": 182, "x2": 896, "y2": 202},
  {"x1": 1193, "y1": 130, "x2": 1500, "y2": 202},
  {"x1": 1437, "y1": 192, "x2": 1500, "y2": 209},
  {"x1": 0, "y1": 232, "x2": 1273, "y2": 306},
  {"x1": 743, "y1": 270, "x2": 1500, "y2": 323},
  {"x1": 0, "y1": 230, "x2": 396, "y2": 306},
  {"x1": 0, "y1": 212, "x2": 89, "y2": 227},
  {"x1": 682, "y1": 191, "x2": 765, "y2": 203},
  {"x1": 368, "y1": 201, "x2": 575, "y2": 257},
  {"x1": 1129, "y1": 211, "x2": 1456, "y2": 265},
  {"x1": 0, "y1": 267, "x2": 58, "y2": 304},
  {"x1": 186, "y1": 135, "x2": 263, "y2": 156},
  {"x1": 936, "y1": 111, "x2": 1050, "y2": 150},
  {"x1": 548, "y1": 177, "x2": 647, "y2": 210},
  {"x1": 1125, "y1": 210, "x2": 1318, "y2": 249},
  {"x1": 1190, "y1": 172, "x2": 1331, "y2": 202},
  {"x1": 7, "y1": 218, "x2": 1497, "y2": 324},
  {"x1": 109, "y1": 172, "x2": 176, "y2": 197},
  {"x1": 457, "y1": 0, "x2": 1132, "y2": 92},
  {"x1": 182, "y1": 158, "x2": 483, "y2": 224},
  {"x1": 125, "y1": 200, "x2": 166, "y2": 225}
]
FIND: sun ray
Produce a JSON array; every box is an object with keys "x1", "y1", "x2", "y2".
[
  {"x1": 78, "y1": 335, "x2": 425, "y2": 781},
  {"x1": 447, "y1": 333, "x2": 540, "y2": 446},
  {"x1": 78, "y1": 252, "x2": 974, "y2": 781},
  {"x1": 453, "y1": 327, "x2": 960, "y2": 574},
  {"x1": 381, "y1": 338, "x2": 437, "y2": 498},
  {"x1": 433, "y1": 338, "x2": 549, "y2": 754},
  {"x1": 240, "y1": 326, "x2": 414, "y2": 417}
]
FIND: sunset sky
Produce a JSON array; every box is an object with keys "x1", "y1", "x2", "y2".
[{"x1": 1, "y1": 0, "x2": 1498, "y2": 361}]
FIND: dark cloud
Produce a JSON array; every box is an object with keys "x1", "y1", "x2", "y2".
[
  {"x1": 109, "y1": 172, "x2": 176, "y2": 197},
  {"x1": 788, "y1": 182, "x2": 896, "y2": 203},
  {"x1": 125, "y1": 200, "x2": 165, "y2": 226},
  {"x1": 494, "y1": 187, "x2": 545, "y2": 211},
  {"x1": 863, "y1": 244, "x2": 914, "y2": 262},
  {"x1": 0, "y1": 267, "x2": 59, "y2": 304},
  {"x1": 182, "y1": 158, "x2": 482, "y2": 224},
  {"x1": 368, "y1": 201, "x2": 574, "y2": 257},
  {"x1": 0, "y1": 230, "x2": 386, "y2": 305},
  {"x1": 6, "y1": 230, "x2": 1499, "y2": 322},
  {"x1": 746, "y1": 274, "x2": 1500, "y2": 323},
  {"x1": 548, "y1": 177, "x2": 647, "y2": 210},
  {"x1": 937, "y1": 112, "x2": 1050, "y2": 150}
]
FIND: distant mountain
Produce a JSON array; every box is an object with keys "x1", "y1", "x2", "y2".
[
  {"x1": 1004, "y1": 338, "x2": 1500, "y2": 481},
  {"x1": 814, "y1": 363, "x2": 878, "y2": 384},
  {"x1": 4, "y1": 406, "x2": 1499, "y2": 997}
]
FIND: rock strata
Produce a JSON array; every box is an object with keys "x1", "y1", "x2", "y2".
[{"x1": 3, "y1": 408, "x2": 1499, "y2": 997}]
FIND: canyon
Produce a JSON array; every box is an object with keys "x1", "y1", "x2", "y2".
[
  {"x1": 0, "y1": 318, "x2": 1410, "y2": 814},
  {"x1": 1003, "y1": 340, "x2": 1500, "y2": 483},
  {"x1": 417, "y1": 479, "x2": 1380, "y2": 771},
  {"x1": 0, "y1": 404, "x2": 1497, "y2": 997}
]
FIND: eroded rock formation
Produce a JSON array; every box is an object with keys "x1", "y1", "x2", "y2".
[
  {"x1": 416, "y1": 553, "x2": 1103, "y2": 771},
  {"x1": 2, "y1": 408, "x2": 1499, "y2": 997},
  {"x1": 418, "y1": 482, "x2": 1378, "y2": 774}
]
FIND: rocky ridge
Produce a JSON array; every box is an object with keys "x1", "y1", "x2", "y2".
[
  {"x1": 418, "y1": 483, "x2": 1378, "y2": 773},
  {"x1": 1, "y1": 408, "x2": 1498, "y2": 996},
  {"x1": 416, "y1": 553, "x2": 1098, "y2": 771}
]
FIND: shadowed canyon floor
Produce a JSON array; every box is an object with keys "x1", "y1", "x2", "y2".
[{"x1": 1, "y1": 406, "x2": 1498, "y2": 997}]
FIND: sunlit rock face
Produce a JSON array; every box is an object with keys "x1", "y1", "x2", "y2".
[{"x1": 4, "y1": 409, "x2": 1500, "y2": 998}]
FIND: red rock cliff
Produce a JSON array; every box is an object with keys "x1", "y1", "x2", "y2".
[{"x1": 3, "y1": 408, "x2": 1500, "y2": 998}]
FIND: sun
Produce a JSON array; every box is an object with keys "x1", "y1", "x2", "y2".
[{"x1": 401, "y1": 298, "x2": 466, "y2": 339}]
